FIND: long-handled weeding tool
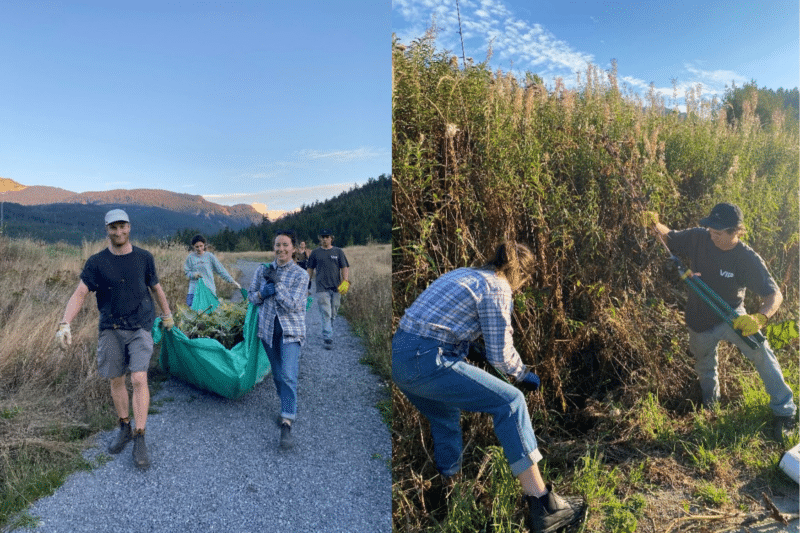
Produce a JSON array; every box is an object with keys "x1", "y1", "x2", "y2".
[{"x1": 655, "y1": 237, "x2": 766, "y2": 350}]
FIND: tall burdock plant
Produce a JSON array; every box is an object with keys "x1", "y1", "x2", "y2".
[{"x1": 392, "y1": 32, "x2": 798, "y2": 531}]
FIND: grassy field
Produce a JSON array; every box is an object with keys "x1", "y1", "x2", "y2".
[
  {"x1": 0, "y1": 238, "x2": 390, "y2": 529},
  {"x1": 392, "y1": 32, "x2": 798, "y2": 532}
]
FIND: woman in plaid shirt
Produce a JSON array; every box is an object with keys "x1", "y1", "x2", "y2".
[
  {"x1": 393, "y1": 242, "x2": 586, "y2": 533},
  {"x1": 249, "y1": 230, "x2": 309, "y2": 449}
]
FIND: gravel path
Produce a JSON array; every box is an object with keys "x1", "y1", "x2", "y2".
[{"x1": 14, "y1": 261, "x2": 391, "y2": 533}]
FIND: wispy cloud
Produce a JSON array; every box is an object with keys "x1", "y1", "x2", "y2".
[
  {"x1": 394, "y1": 0, "x2": 747, "y2": 106},
  {"x1": 394, "y1": 0, "x2": 593, "y2": 78},
  {"x1": 203, "y1": 182, "x2": 363, "y2": 211},
  {"x1": 229, "y1": 146, "x2": 388, "y2": 183},
  {"x1": 295, "y1": 147, "x2": 385, "y2": 163}
]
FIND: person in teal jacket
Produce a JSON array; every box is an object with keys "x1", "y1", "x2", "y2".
[{"x1": 183, "y1": 235, "x2": 240, "y2": 306}]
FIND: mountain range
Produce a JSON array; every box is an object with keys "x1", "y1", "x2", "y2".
[{"x1": 0, "y1": 177, "x2": 267, "y2": 244}]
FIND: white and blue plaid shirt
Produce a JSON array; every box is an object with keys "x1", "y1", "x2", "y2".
[
  {"x1": 397, "y1": 267, "x2": 529, "y2": 380},
  {"x1": 248, "y1": 261, "x2": 309, "y2": 347}
]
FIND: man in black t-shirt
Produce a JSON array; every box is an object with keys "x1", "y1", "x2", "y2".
[
  {"x1": 307, "y1": 229, "x2": 349, "y2": 349},
  {"x1": 646, "y1": 203, "x2": 796, "y2": 439},
  {"x1": 56, "y1": 209, "x2": 173, "y2": 469}
]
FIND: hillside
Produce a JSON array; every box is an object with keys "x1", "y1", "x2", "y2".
[
  {"x1": 0, "y1": 202, "x2": 259, "y2": 244},
  {"x1": 0, "y1": 178, "x2": 265, "y2": 244},
  {"x1": 1, "y1": 182, "x2": 261, "y2": 223}
]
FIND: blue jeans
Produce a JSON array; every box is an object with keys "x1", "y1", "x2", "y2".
[
  {"x1": 689, "y1": 321, "x2": 796, "y2": 417},
  {"x1": 392, "y1": 329, "x2": 542, "y2": 477},
  {"x1": 261, "y1": 317, "x2": 301, "y2": 421},
  {"x1": 316, "y1": 290, "x2": 341, "y2": 341}
]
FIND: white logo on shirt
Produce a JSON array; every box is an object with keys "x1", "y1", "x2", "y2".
[{"x1": 719, "y1": 270, "x2": 734, "y2": 278}]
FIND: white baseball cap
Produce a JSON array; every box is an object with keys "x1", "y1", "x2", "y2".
[{"x1": 104, "y1": 209, "x2": 130, "y2": 225}]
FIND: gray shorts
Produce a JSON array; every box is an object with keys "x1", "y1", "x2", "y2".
[{"x1": 97, "y1": 328, "x2": 154, "y2": 378}]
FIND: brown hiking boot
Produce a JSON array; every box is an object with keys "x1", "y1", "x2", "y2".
[
  {"x1": 525, "y1": 484, "x2": 586, "y2": 533},
  {"x1": 108, "y1": 418, "x2": 132, "y2": 454},
  {"x1": 132, "y1": 429, "x2": 150, "y2": 470}
]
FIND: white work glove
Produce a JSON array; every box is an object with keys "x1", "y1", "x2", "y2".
[{"x1": 56, "y1": 323, "x2": 72, "y2": 349}]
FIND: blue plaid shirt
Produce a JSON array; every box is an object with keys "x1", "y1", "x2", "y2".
[
  {"x1": 397, "y1": 267, "x2": 529, "y2": 380},
  {"x1": 248, "y1": 261, "x2": 309, "y2": 347}
]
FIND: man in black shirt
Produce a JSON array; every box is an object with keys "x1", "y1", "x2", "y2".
[
  {"x1": 307, "y1": 230, "x2": 349, "y2": 350},
  {"x1": 57, "y1": 209, "x2": 173, "y2": 469},
  {"x1": 646, "y1": 203, "x2": 796, "y2": 439}
]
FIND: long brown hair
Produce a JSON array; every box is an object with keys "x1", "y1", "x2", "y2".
[{"x1": 482, "y1": 242, "x2": 535, "y2": 291}]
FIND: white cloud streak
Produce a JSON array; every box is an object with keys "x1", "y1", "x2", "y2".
[
  {"x1": 394, "y1": 0, "x2": 748, "y2": 105},
  {"x1": 203, "y1": 182, "x2": 364, "y2": 211},
  {"x1": 394, "y1": 0, "x2": 593, "y2": 78}
]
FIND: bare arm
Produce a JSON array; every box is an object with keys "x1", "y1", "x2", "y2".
[
  {"x1": 759, "y1": 289, "x2": 783, "y2": 320},
  {"x1": 150, "y1": 283, "x2": 172, "y2": 316},
  {"x1": 61, "y1": 281, "x2": 90, "y2": 324},
  {"x1": 340, "y1": 266, "x2": 349, "y2": 283}
]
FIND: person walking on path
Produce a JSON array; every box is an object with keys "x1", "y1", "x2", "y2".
[
  {"x1": 307, "y1": 229, "x2": 350, "y2": 350},
  {"x1": 183, "y1": 234, "x2": 240, "y2": 306},
  {"x1": 643, "y1": 202, "x2": 797, "y2": 439},
  {"x1": 56, "y1": 209, "x2": 174, "y2": 470},
  {"x1": 294, "y1": 240, "x2": 311, "y2": 271},
  {"x1": 248, "y1": 229, "x2": 310, "y2": 449},
  {"x1": 392, "y1": 242, "x2": 586, "y2": 533}
]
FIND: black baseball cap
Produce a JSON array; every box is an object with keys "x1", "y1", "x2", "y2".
[
  {"x1": 319, "y1": 229, "x2": 333, "y2": 236},
  {"x1": 699, "y1": 203, "x2": 743, "y2": 230}
]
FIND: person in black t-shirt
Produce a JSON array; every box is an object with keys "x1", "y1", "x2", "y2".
[
  {"x1": 56, "y1": 209, "x2": 173, "y2": 469},
  {"x1": 645, "y1": 203, "x2": 796, "y2": 439},
  {"x1": 307, "y1": 230, "x2": 349, "y2": 349}
]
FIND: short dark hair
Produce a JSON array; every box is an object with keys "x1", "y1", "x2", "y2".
[
  {"x1": 275, "y1": 229, "x2": 297, "y2": 247},
  {"x1": 191, "y1": 234, "x2": 207, "y2": 246}
]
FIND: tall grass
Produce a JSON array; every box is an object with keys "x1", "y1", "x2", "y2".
[
  {"x1": 392, "y1": 32, "x2": 798, "y2": 532},
  {"x1": 338, "y1": 244, "x2": 392, "y2": 381}
]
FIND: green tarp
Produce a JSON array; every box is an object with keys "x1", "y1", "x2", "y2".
[{"x1": 152, "y1": 278, "x2": 270, "y2": 399}]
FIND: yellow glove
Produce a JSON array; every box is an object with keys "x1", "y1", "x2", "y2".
[
  {"x1": 733, "y1": 313, "x2": 767, "y2": 337},
  {"x1": 161, "y1": 314, "x2": 175, "y2": 330},
  {"x1": 337, "y1": 280, "x2": 350, "y2": 295},
  {"x1": 640, "y1": 211, "x2": 659, "y2": 228},
  {"x1": 56, "y1": 323, "x2": 72, "y2": 349}
]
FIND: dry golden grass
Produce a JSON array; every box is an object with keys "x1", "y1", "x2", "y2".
[{"x1": 324, "y1": 244, "x2": 392, "y2": 379}]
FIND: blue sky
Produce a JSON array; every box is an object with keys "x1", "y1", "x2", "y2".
[
  {"x1": 0, "y1": 1, "x2": 390, "y2": 213},
  {"x1": 393, "y1": 0, "x2": 799, "y2": 107}
]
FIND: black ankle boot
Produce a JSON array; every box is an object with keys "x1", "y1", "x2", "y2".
[
  {"x1": 107, "y1": 418, "x2": 132, "y2": 454},
  {"x1": 132, "y1": 429, "x2": 150, "y2": 470},
  {"x1": 279, "y1": 422, "x2": 294, "y2": 449},
  {"x1": 525, "y1": 484, "x2": 586, "y2": 533}
]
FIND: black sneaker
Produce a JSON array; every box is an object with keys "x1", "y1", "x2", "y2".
[
  {"x1": 132, "y1": 429, "x2": 150, "y2": 470},
  {"x1": 774, "y1": 414, "x2": 797, "y2": 442},
  {"x1": 280, "y1": 422, "x2": 294, "y2": 449},
  {"x1": 108, "y1": 418, "x2": 132, "y2": 454},
  {"x1": 526, "y1": 484, "x2": 586, "y2": 533},
  {"x1": 324, "y1": 339, "x2": 333, "y2": 350}
]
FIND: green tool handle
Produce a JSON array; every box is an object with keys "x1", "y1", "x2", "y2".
[{"x1": 668, "y1": 253, "x2": 765, "y2": 349}]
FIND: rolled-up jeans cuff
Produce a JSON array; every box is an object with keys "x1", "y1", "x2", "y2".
[{"x1": 509, "y1": 447, "x2": 543, "y2": 477}]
